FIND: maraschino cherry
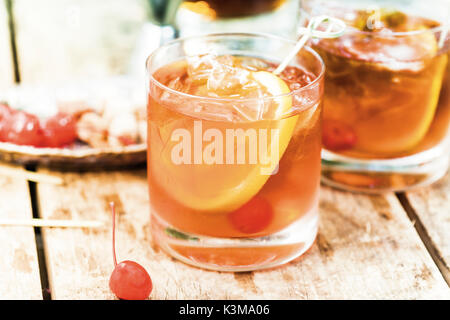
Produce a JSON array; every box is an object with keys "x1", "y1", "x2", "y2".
[
  {"x1": 322, "y1": 119, "x2": 357, "y2": 151},
  {"x1": 228, "y1": 196, "x2": 273, "y2": 234},
  {"x1": 109, "y1": 202, "x2": 152, "y2": 300}
]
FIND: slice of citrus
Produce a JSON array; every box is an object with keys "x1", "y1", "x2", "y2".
[
  {"x1": 389, "y1": 30, "x2": 443, "y2": 152},
  {"x1": 348, "y1": 31, "x2": 446, "y2": 155},
  {"x1": 403, "y1": 52, "x2": 448, "y2": 149},
  {"x1": 150, "y1": 70, "x2": 299, "y2": 213},
  {"x1": 356, "y1": 52, "x2": 447, "y2": 154}
]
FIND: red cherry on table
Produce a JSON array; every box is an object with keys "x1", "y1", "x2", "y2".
[
  {"x1": 1, "y1": 110, "x2": 44, "y2": 147},
  {"x1": 322, "y1": 119, "x2": 357, "y2": 151},
  {"x1": 109, "y1": 202, "x2": 152, "y2": 300},
  {"x1": 109, "y1": 260, "x2": 153, "y2": 300},
  {"x1": 42, "y1": 112, "x2": 78, "y2": 148},
  {"x1": 228, "y1": 196, "x2": 274, "y2": 234}
]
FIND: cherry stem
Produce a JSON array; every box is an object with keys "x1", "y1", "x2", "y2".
[{"x1": 110, "y1": 202, "x2": 118, "y2": 267}]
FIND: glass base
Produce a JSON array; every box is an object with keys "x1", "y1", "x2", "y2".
[
  {"x1": 321, "y1": 149, "x2": 450, "y2": 193},
  {"x1": 150, "y1": 208, "x2": 318, "y2": 272}
]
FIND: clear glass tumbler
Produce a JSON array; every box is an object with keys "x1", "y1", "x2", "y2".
[
  {"x1": 301, "y1": 0, "x2": 450, "y2": 192},
  {"x1": 146, "y1": 33, "x2": 324, "y2": 271}
]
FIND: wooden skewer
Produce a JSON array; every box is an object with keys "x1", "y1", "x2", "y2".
[
  {"x1": 273, "y1": 15, "x2": 346, "y2": 75},
  {"x1": 438, "y1": 23, "x2": 449, "y2": 49},
  {"x1": 0, "y1": 218, "x2": 104, "y2": 228},
  {"x1": 0, "y1": 165, "x2": 63, "y2": 185}
]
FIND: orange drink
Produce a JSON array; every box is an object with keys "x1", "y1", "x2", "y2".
[
  {"x1": 302, "y1": 0, "x2": 450, "y2": 192},
  {"x1": 146, "y1": 34, "x2": 324, "y2": 271}
]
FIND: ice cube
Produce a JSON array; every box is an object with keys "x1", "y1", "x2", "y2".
[
  {"x1": 186, "y1": 53, "x2": 225, "y2": 84},
  {"x1": 157, "y1": 55, "x2": 282, "y2": 122},
  {"x1": 186, "y1": 54, "x2": 258, "y2": 98}
]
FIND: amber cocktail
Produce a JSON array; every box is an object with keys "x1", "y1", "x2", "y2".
[
  {"x1": 146, "y1": 34, "x2": 324, "y2": 271},
  {"x1": 302, "y1": 0, "x2": 450, "y2": 192}
]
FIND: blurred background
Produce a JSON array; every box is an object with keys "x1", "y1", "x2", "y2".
[{"x1": 0, "y1": 0, "x2": 300, "y2": 88}]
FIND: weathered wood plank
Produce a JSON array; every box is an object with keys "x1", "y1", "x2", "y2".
[
  {"x1": 0, "y1": 166, "x2": 42, "y2": 299},
  {"x1": 0, "y1": 1, "x2": 14, "y2": 87},
  {"x1": 37, "y1": 169, "x2": 450, "y2": 299},
  {"x1": 12, "y1": 0, "x2": 147, "y2": 84},
  {"x1": 403, "y1": 171, "x2": 450, "y2": 284}
]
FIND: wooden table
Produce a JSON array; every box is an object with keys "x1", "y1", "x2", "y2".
[
  {"x1": 1, "y1": 166, "x2": 449, "y2": 300},
  {"x1": 1, "y1": 0, "x2": 449, "y2": 300}
]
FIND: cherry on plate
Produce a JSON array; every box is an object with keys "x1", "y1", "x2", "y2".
[
  {"x1": 0, "y1": 103, "x2": 13, "y2": 142},
  {"x1": 42, "y1": 112, "x2": 78, "y2": 148},
  {"x1": 2, "y1": 110, "x2": 44, "y2": 147}
]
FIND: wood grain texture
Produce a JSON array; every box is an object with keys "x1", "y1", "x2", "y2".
[
  {"x1": 12, "y1": 0, "x2": 147, "y2": 84},
  {"x1": 403, "y1": 171, "x2": 450, "y2": 283},
  {"x1": 36, "y1": 169, "x2": 450, "y2": 299},
  {"x1": 0, "y1": 169, "x2": 42, "y2": 299},
  {"x1": 0, "y1": 1, "x2": 14, "y2": 87}
]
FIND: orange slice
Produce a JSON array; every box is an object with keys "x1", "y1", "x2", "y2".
[{"x1": 150, "y1": 71, "x2": 299, "y2": 213}]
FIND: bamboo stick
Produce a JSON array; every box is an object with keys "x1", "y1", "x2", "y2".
[
  {"x1": 0, "y1": 218, "x2": 104, "y2": 228},
  {"x1": 0, "y1": 165, "x2": 63, "y2": 184}
]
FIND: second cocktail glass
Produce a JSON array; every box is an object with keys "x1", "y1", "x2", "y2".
[{"x1": 302, "y1": 0, "x2": 450, "y2": 192}]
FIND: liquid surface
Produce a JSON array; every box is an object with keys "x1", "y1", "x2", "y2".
[{"x1": 153, "y1": 54, "x2": 316, "y2": 122}]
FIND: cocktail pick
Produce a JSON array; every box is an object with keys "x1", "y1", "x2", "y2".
[
  {"x1": 0, "y1": 163, "x2": 63, "y2": 185},
  {"x1": 273, "y1": 15, "x2": 346, "y2": 75},
  {"x1": 438, "y1": 22, "x2": 449, "y2": 49},
  {"x1": 0, "y1": 218, "x2": 104, "y2": 228}
]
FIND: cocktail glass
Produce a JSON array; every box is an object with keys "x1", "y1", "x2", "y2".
[
  {"x1": 301, "y1": 0, "x2": 450, "y2": 192},
  {"x1": 146, "y1": 33, "x2": 324, "y2": 271}
]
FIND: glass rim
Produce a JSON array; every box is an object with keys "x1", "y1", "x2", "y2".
[
  {"x1": 146, "y1": 32, "x2": 325, "y2": 103},
  {"x1": 300, "y1": 7, "x2": 449, "y2": 37}
]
